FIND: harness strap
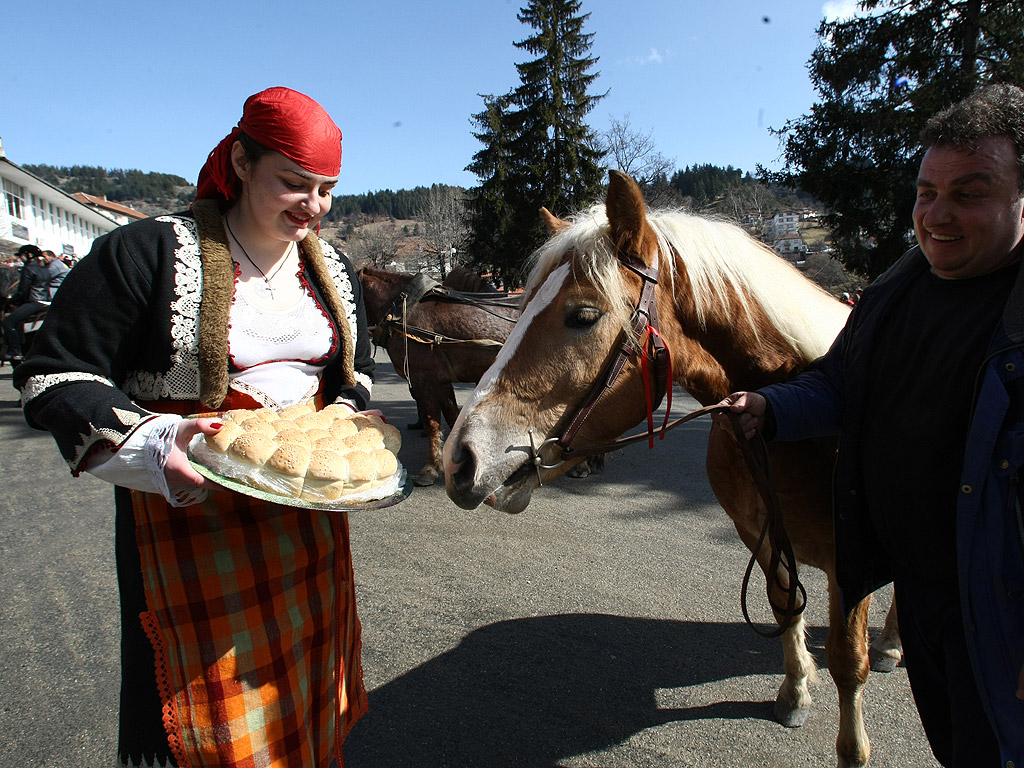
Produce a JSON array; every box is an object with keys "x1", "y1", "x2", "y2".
[
  {"x1": 371, "y1": 274, "x2": 519, "y2": 348},
  {"x1": 556, "y1": 254, "x2": 666, "y2": 450}
]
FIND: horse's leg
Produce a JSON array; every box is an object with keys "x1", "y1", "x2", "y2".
[
  {"x1": 731, "y1": 520, "x2": 818, "y2": 728},
  {"x1": 415, "y1": 410, "x2": 443, "y2": 486},
  {"x1": 410, "y1": 374, "x2": 444, "y2": 486},
  {"x1": 868, "y1": 598, "x2": 902, "y2": 673},
  {"x1": 825, "y1": 579, "x2": 871, "y2": 768},
  {"x1": 439, "y1": 382, "x2": 460, "y2": 429},
  {"x1": 708, "y1": 429, "x2": 817, "y2": 729}
]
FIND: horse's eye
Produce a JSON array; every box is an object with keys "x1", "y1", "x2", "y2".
[{"x1": 565, "y1": 307, "x2": 602, "y2": 329}]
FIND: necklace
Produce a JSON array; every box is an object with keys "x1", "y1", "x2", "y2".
[{"x1": 225, "y1": 217, "x2": 292, "y2": 299}]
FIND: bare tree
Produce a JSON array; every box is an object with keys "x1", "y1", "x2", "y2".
[
  {"x1": 351, "y1": 220, "x2": 402, "y2": 269},
  {"x1": 599, "y1": 114, "x2": 675, "y2": 188},
  {"x1": 417, "y1": 185, "x2": 469, "y2": 279}
]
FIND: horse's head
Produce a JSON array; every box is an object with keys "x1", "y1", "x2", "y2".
[
  {"x1": 445, "y1": 171, "x2": 851, "y2": 514},
  {"x1": 444, "y1": 171, "x2": 668, "y2": 513},
  {"x1": 357, "y1": 266, "x2": 414, "y2": 326}
]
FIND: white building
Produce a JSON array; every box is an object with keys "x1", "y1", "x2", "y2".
[
  {"x1": 0, "y1": 138, "x2": 120, "y2": 259},
  {"x1": 762, "y1": 211, "x2": 800, "y2": 241},
  {"x1": 773, "y1": 232, "x2": 809, "y2": 257},
  {"x1": 72, "y1": 192, "x2": 147, "y2": 227}
]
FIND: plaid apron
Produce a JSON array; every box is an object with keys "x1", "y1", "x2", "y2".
[{"x1": 131, "y1": 395, "x2": 367, "y2": 767}]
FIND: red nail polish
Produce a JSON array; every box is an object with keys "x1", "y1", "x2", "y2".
[{"x1": 210, "y1": 421, "x2": 223, "y2": 429}]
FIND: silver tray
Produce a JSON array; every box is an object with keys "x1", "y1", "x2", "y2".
[{"x1": 187, "y1": 437, "x2": 412, "y2": 512}]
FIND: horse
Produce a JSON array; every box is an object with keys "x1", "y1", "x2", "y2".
[
  {"x1": 442, "y1": 171, "x2": 902, "y2": 768},
  {"x1": 357, "y1": 266, "x2": 522, "y2": 485}
]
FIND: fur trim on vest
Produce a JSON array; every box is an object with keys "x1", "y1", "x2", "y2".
[{"x1": 191, "y1": 199, "x2": 356, "y2": 410}]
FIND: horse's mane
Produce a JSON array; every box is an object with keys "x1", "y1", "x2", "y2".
[{"x1": 525, "y1": 204, "x2": 848, "y2": 363}]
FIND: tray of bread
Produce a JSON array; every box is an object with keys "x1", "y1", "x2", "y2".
[{"x1": 187, "y1": 401, "x2": 410, "y2": 511}]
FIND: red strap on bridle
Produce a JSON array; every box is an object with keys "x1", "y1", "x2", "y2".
[{"x1": 639, "y1": 324, "x2": 673, "y2": 448}]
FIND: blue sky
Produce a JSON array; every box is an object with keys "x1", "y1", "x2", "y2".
[{"x1": 4, "y1": 0, "x2": 859, "y2": 197}]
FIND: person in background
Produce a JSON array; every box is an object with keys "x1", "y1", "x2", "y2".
[
  {"x1": 16, "y1": 86, "x2": 375, "y2": 768},
  {"x1": 2, "y1": 245, "x2": 68, "y2": 364},
  {"x1": 721, "y1": 83, "x2": 1024, "y2": 767}
]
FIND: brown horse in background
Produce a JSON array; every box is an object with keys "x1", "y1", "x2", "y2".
[
  {"x1": 358, "y1": 266, "x2": 521, "y2": 484},
  {"x1": 443, "y1": 171, "x2": 901, "y2": 768}
]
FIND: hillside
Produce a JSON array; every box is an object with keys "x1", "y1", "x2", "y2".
[{"x1": 30, "y1": 162, "x2": 857, "y2": 295}]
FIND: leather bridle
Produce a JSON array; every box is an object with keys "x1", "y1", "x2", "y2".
[
  {"x1": 524, "y1": 247, "x2": 805, "y2": 638},
  {"x1": 527, "y1": 250, "x2": 672, "y2": 473}
]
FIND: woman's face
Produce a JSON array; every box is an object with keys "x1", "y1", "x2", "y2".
[{"x1": 231, "y1": 143, "x2": 338, "y2": 246}]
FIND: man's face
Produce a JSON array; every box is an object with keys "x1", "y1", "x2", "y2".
[{"x1": 913, "y1": 135, "x2": 1024, "y2": 279}]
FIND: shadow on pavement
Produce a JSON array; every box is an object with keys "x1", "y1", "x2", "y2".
[{"x1": 344, "y1": 613, "x2": 786, "y2": 767}]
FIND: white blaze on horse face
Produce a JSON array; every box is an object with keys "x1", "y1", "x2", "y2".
[
  {"x1": 459, "y1": 262, "x2": 570, "y2": 415},
  {"x1": 444, "y1": 262, "x2": 571, "y2": 511}
]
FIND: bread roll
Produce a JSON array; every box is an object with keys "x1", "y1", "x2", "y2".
[
  {"x1": 351, "y1": 414, "x2": 386, "y2": 430},
  {"x1": 305, "y1": 428, "x2": 333, "y2": 444},
  {"x1": 343, "y1": 429, "x2": 384, "y2": 452},
  {"x1": 371, "y1": 448, "x2": 399, "y2": 480},
  {"x1": 321, "y1": 403, "x2": 357, "y2": 419},
  {"x1": 222, "y1": 409, "x2": 254, "y2": 424},
  {"x1": 356, "y1": 423, "x2": 401, "y2": 453},
  {"x1": 205, "y1": 421, "x2": 244, "y2": 453},
  {"x1": 293, "y1": 412, "x2": 336, "y2": 431},
  {"x1": 313, "y1": 436, "x2": 347, "y2": 454},
  {"x1": 278, "y1": 402, "x2": 316, "y2": 421},
  {"x1": 344, "y1": 450, "x2": 376, "y2": 484},
  {"x1": 239, "y1": 417, "x2": 277, "y2": 436},
  {"x1": 228, "y1": 433, "x2": 278, "y2": 467},
  {"x1": 302, "y1": 449, "x2": 350, "y2": 501},
  {"x1": 265, "y1": 443, "x2": 311, "y2": 496},
  {"x1": 328, "y1": 418, "x2": 358, "y2": 438}
]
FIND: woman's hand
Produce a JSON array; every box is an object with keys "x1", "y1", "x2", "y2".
[
  {"x1": 164, "y1": 418, "x2": 224, "y2": 505},
  {"x1": 714, "y1": 391, "x2": 768, "y2": 441}
]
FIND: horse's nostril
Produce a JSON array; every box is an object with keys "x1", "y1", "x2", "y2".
[{"x1": 448, "y1": 443, "x2": 476, "y2": 487}]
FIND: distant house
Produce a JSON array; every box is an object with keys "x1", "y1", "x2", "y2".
[
  {"x1": 772, "y1": 232, "x2": 809, "y2": 258},
  {"x1": 763, "y1": 211, "x2": 800, "y2": 241},
  {"x1": 0, "y1": 138, "x2": 119, "y2": 259},
  {"x1": 72, "y1": 192, "x2": 147, "y2": 226}
]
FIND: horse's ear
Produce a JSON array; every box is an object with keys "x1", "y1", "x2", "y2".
[
  {"x1": 606, "y1": 170, "x2": 651, "y2": 261},
  {"x1": 540, "y1": 207, "x2": 570, "y2": 235}
]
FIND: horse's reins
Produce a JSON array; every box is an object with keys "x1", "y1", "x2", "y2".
[{"x1": 526, "y1": 248, "x2": 805, "y2": 639}]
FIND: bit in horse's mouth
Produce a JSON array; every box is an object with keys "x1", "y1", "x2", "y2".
[{"x1": 502, "y1": 459, "x2": 535, "y2": 488}]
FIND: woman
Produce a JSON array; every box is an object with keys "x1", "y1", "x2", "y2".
[{"x1": 16, "y1": 87, "x2": 374, "y2": 768}]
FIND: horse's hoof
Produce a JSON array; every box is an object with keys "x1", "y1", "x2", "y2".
[
  {"x1": 773, "y1": 700, "x2": 810, "y2": 728},
  {"x1": 566, "y1": 463, "x2": 592, "y2": 478},
  {"x1": 413, "y1": 471, "x2": 437, "y2": 487},
  {"x1": 869, "y1": 647, "x2": 901, "y2": 673}
]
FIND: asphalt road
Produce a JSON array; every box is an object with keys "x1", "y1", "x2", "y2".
[{"x1": 0, "y1": 349, "x2": 937, "y2": 768}]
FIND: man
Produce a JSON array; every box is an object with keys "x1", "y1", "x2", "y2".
[
  {"x1": 2, "y1": 246, "x2": 69, "y2": 364},
  {"x1": 723, "y1": 83, "x2": 1024, "y2": 766}
]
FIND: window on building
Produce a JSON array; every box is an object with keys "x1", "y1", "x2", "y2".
[{"x1": 2, "y1": 178, "x2": 26, "y2": 220}]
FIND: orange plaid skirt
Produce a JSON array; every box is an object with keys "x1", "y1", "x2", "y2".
[{"x1": 130, "y1": 484, "x2": 367, "y2": 767}]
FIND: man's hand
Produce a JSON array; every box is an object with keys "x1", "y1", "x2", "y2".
[{"x1": 714, "y1": 391, "x2": 768, "y2": 441}]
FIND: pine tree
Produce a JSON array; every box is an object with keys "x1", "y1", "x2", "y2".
[
  {"x1": 466, "y1": 94, "x2": 516, "y2": 284},
  {"x1": 466, "y1": 0, "x2": 605, "y2": 286},
  {"x1": 765, "y1": 0, "x2": 1024, "y2": 279}
]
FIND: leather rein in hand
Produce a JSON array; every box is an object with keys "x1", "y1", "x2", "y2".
[{"x1": 526, "y1": 248, "x2": 806, "y2": 639}]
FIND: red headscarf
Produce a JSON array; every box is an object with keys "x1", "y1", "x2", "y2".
[{"x1": 194, "y1": 86, "x2": 342, "y2": 206}]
